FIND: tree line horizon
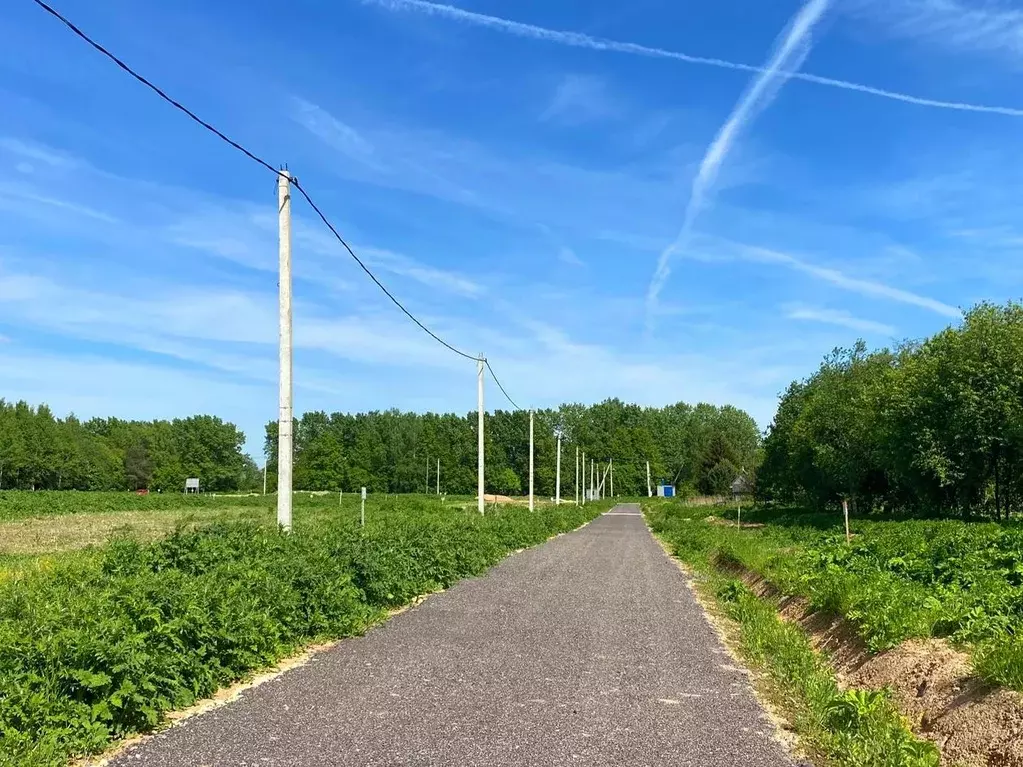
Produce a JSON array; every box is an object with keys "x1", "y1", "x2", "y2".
[{"x1": 0, "y1": 397, "x2": 760, "y2": 497}]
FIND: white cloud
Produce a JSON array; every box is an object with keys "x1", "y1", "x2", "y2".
[
  {"x1": 850, "y1": 0, "x2": 1023, "y2": 59},
  {"x1": 785, "y1": 305, "x2": 897, "y2": 335},
  {"x1": 647, "y1": 0, "x2": 832, "y2": 322},
  {"x1": 0, "y1": 262, "x2": 480, "y2": 373},
  {"x1": 290, "y1": 99, "x2": 700, "y2": 241},
  {"x1": 0, "y1": 254, "x2": 801, "y2": 436},
  {"x1": 357, "y1": 246, "x2": 484, "y2": 297},
  {"x1": 541, "y1": 74, "x2": 617, "y2": 125},
  {"x1": 0, "y1": 138, "x2": 80, "y2": 168},
  {"x1": 291, "y1": 98, "x2": 380, "y2": 168},
  {"x1": 558, "y1": 247, "x2": 584, "y2": 267},
  {"x1": 739, "y1": 244, "x2": 962, "y2": 317},
  {"x1": 366, "y1": 0, "x2": 1023, "y2": 117},
  {"x1": 0, "y1": 184, "x2": 121, "y2": 224}
]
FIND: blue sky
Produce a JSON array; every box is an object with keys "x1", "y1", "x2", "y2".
[{"x1": 2, "y1": 0, "x2": 1023, "y2": 457}]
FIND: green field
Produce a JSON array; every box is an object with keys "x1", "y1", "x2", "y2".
[
  {"x1": 0, "y1": 491, "x2": 605, "y2": 766},
  {"x1": 0, "y1": 490, "x2": 496, "y2": 564}
]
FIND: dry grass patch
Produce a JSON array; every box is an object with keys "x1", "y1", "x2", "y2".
[{"x1": 0, "y1": 506, "x2": 270, "y2": 556}]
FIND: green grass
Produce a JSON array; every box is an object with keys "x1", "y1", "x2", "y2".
[
  {"x1": 0, "y1": 496, "x2": 607, "y2": 766},
  {"x1": 716, "y1": 580, "x2": 939, "y2": 767},
  {"x1": 647, "y1": 502, "x2": 940, "y2": 766},
  {"x1": 645, "y1": 500, "x2": 1023, "y2": 690}
]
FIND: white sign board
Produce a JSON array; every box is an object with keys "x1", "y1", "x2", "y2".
[
  {"x1": 361, "y1": 487, "x2": 367, "y2": 500},
  {"x1": 185, "y1": 478, "x2": 199, "y2": 491}
]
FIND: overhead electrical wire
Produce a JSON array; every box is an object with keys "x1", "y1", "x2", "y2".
[
  {"x1": 30, "y1": 0, "x2": 484, "y2": 366},
  {"x1": 290, "y1": 182, "x2": 478, "y2": 361},
  {"x1": 485, "y1": 360, "x2": 522, "y2": 411}
]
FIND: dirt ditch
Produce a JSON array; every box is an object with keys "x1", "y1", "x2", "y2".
[{"x1": 719, "y1": 558, "x2": 1023, "y2": 766}]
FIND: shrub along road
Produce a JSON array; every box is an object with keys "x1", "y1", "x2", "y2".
[{"x1": 108, "y1": 505, "x2": 792, "y2": 766}]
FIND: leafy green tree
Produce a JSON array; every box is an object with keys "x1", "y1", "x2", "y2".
[
  {"x1": 123, "y1": 440, "x2": 153, "y2": 491},
  {"x1": 760, "y1": 301, "x2": 1023, "y2": 519}
]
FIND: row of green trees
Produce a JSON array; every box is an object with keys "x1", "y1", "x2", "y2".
[
  {"x1": 759, "y1": 302, "x2": 1023, "y2": 518},
  {"x1": 0, "y1": 401, "x2": 257, "y2": 492},
  {"x1": 264, "y1": 399, "x2": 760, "y2": 497},
  {"x1": 0, "y1": 396, "x2": 761, "y2": 498}
]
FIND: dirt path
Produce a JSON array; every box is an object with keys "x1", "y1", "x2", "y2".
[{"x1": 107, "y1": 504, "x2": 793, "y2": 766}]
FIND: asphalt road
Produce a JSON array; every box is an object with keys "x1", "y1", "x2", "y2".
[{"x1": 109, "y1": 505, "x2": 794, "y2": 766}]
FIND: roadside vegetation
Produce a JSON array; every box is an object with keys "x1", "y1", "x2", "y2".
[
  {"x1": 648, "y1": 501, "x2": 1023, "y2": 690},
  {"x1": 647, "y1": 500, "x2": 941, "y2": 766},
  {"x1": 0, "y1": 494, "x2": 604, "y2": 766}
]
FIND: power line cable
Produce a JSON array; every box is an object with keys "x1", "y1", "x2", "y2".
[
  {"x1": 30, "y1": 0, "x2": 478, "y2": 362},
  {"x1": 290, "y1": 180, "x2": 477, "y2": 360},
  {"x1": 485, "y1": 360, "x2": 522, "y2": 411},
  {"x1": 30, "y1": 0, "x2": 281, "y2": 177}
]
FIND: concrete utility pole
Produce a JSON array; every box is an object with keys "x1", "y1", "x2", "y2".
[
  {"x1": 426, "y1": 457, "x2": 430, "y2": 495},
  {"x1": 277, "y1": 169, "x2": 293, "y2": 532},
  {"x1": 646, "y1": 460, "x2": 652, "y2": 498},
  {"x1": 529, "y1": 410, "x2": 535, "y2": 512},
  {"x1": 477, "y1": 355, "x2": 485, "y2": 515},
  {"x1": 581, "y1": 451, "x2": 586, "y2": 505},
  {"x1": 262, "y1": 463, "x2": 267, "y2": 496},
  {"x1": 610, "y1": 459, "x2": 614, "y2": 498},
  {"x1": 436, "y1": 458, "x2": 440, "y2": 495},
  {"x1": 591, "y1": 458, "x2": 595, "y2": 502},
  {"x1": 555, "y1": 432, "x2": 562, "y2": 505},
  {"x1": 575, "y1": 446, "x2": 579, "y2": 506}
]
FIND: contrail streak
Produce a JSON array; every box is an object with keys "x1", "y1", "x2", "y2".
[
  {"x1": 365, "y1": 0, "x2": 1023, "y2": 118},
  {"x1": 646, "y1": 0, "x2": 832, "y2": 322}
]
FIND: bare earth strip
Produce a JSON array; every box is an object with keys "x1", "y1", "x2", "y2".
[{"x1": 105, "y1": 504, "x2": 793, "y2": 767}]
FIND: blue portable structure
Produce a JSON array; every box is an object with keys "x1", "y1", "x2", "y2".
[{"x1": 656, "y1": 484, "x2": 675, "y2": 498}]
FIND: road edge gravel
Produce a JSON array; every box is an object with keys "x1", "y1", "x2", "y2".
[{"x1": 644, "y1": 517, "x2": 805, "y2": 762}]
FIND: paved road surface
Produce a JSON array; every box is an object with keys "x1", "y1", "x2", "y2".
[{"x1": 110, "y1": 505, "x2": 794, "y2": 766}]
